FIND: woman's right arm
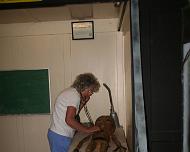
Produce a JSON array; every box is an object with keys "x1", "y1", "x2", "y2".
[{"x1": 65, "y1": 106, "x2": 100, "y2": 133}]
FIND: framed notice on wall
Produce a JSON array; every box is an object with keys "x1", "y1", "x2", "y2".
[{"x1": 71, "y1": 21, "x2": 94, "y2": 40}]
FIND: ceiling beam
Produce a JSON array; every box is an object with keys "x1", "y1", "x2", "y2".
[{"x1": 0, "y1": 0, "x2": 125, "y2": 10}]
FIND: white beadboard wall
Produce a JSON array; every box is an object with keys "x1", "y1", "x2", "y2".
[{"x1": 0, "y1": 18, "x2": 131, "y2": 152}]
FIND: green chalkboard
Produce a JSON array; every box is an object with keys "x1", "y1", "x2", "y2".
[{"x1": 0, "y1": 69, "x2": 50, "y2": 114}]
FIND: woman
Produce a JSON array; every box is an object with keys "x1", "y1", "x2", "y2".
[{"x1": 47, "y1": 73, "x2": 100, "y2": 152}]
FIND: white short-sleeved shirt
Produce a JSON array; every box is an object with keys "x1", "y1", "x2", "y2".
[{"x1": 49, "y1": 87, "x2": 80, "y2": 138}]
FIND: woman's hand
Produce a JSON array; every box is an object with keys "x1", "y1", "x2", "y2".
[
  {"x1": 81, "y1": 96, "x2": 90, "y2": 105},
  {"x1": 66, "y1": 106, "x2": 99, "y2": 133},
  {"x1": 86, "y1": 125, "x2": 100, "y2": 134}
]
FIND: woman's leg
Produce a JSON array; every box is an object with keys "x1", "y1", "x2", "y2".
[{"x1": 47, "y1": 129, "x2": 72, "y2": 152}]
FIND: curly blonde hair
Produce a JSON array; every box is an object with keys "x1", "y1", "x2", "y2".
[{"x1": 71, "y1": 73, "x2": 100, "y2": 93}]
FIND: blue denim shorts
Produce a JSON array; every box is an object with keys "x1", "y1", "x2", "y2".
[{"x1": 47, "y1": 129, "x2": 72, "y2": 152}]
